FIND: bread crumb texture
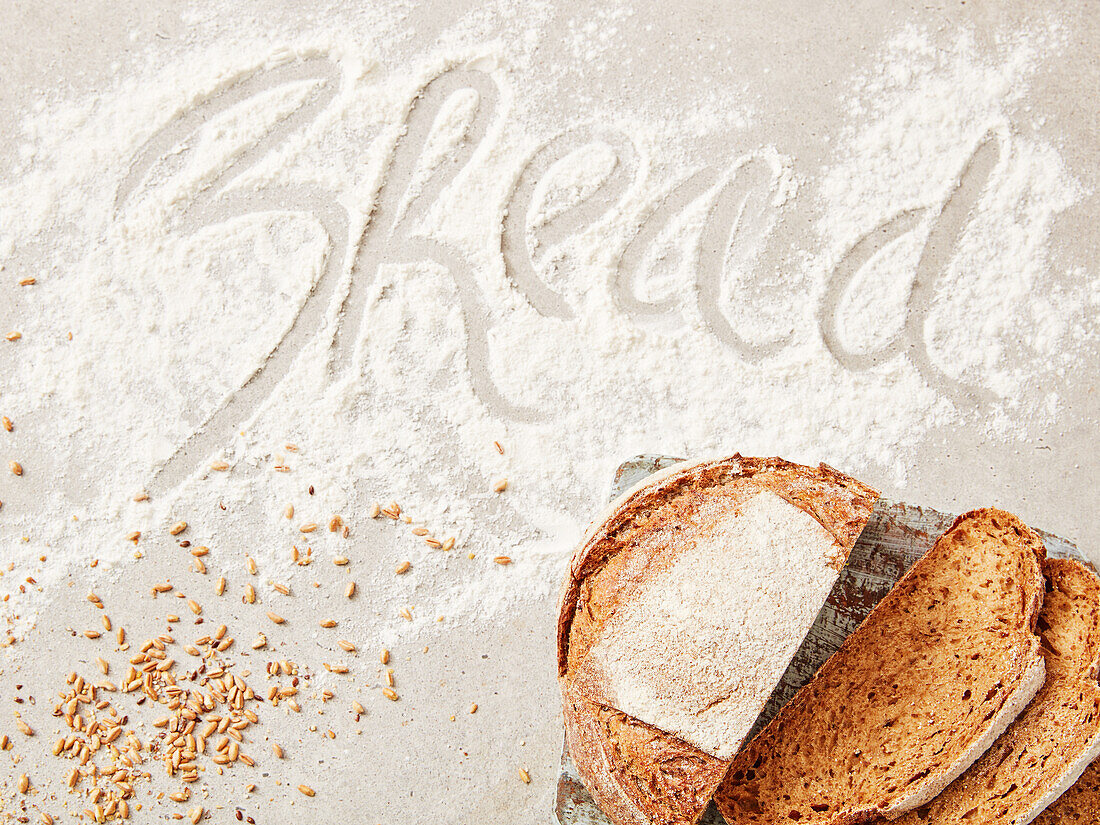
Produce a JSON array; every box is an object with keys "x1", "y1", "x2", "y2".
[{"x1": 715, "y1": 508, "x2": 1047, "y2": 824}]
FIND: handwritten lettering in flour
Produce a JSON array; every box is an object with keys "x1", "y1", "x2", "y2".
[{"x1": 110, "y1": 54, "x2": 1034, "y2": 493}]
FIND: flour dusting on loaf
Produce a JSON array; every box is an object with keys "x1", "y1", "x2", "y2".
[{"x1": 573, "y1": 488, "x2": 841, "y2": 759}]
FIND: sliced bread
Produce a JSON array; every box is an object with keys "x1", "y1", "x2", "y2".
[
  {"x1": 1033, "y1": 760, "x2": 1100, "y2": 824},
  {"x1": 558, "y1": 455, "x2": 879, "y2": 825},
  {"x1": 890, "y1": 557, "x2": 1100, "y2": 825},
  {"x1": 714, "y1": 508, "x2": 1047, "y2": 824}
]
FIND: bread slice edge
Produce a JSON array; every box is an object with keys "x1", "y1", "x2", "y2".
[
  {"x1": 881, "y1": 647, "x2": 1046, "y2": 817},
  {"x1": 1020, "y1": 726, "x2": 1100, "y2": 825}
]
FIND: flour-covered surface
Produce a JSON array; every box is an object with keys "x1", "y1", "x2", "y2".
[{"x1": 0, "y1": 2, "x2": 1097, "y2": 823}]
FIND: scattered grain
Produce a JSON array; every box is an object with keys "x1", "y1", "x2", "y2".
[
  {"x1": 395, "y1": 561, "x2": 411, "y2": 575},
  {"x1": 169, "y1": 521, "x2": 187, "y2": 536},
  {"x1": 492, "y1": 478, "x2": 508, "y2": 493},
  {"x1": 298, "y1": 785, "x2": 315, "y2": 797}
]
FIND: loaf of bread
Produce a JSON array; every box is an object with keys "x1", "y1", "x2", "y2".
[
  {"x1": 714, "y1": 508, "x2": 1047, "y2": 824},
  {"x1": 558, "y1": 455, "x2": 879, "y2": 825},
  {"x1": 887, "y1": 557, "x2": 1100, "y2": 825}
]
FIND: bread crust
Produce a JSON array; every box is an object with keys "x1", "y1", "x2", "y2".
[
  {"x1": 714, "y1": 508, "x2": 1048, "y2": 825},
  {"x1": 1033, "y1": 759, "x2": 1100, "y2": 824},
  {"x1": 557, "y1": 454, "x2": 879, "y2": 825},
  {"x1": 888, "y1": 557, "x2": 1100, "y2": 825}
]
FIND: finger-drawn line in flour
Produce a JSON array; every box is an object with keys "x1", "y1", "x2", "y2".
[
  {"x1": 334, "y1": 67, "x2": 543, "y2": 421},
  {"x1": 818, "y1": 132, "x2": 1002, "y2": 405},
  {"x1": 694, "y1": 155, "x2": 793, "y2": 360},
  {"x1": 115, "y1": 55, "x2": 350, "y2": 496},
  {"x1": 112, "y1": 50, "x2": 1007, "y2": 496},
  {"x1": 332, "y1": 69, "x2": 536, "y2": 414},
  {"x1": 502, "y1": 129, "x2": 639, "y2": 319},
  {"x1": 508, "y1": 134, "x2": 791, "y2": 360},
  {"x1": 613, "y1": 169, "x2": 710, "y2": 316}
]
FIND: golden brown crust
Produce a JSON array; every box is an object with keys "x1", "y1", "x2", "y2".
[
  {"x1": 557, "y1": 455, "x2": 879, "y2": 677},
  {"x1": 1034, "y1": 760, "x2": 1100, "y2": 824},
  {"x1": 887, "y1": 557, "x2": 1100, "y2": 825},
  {"x1": 563, "y1": 684, "x2": 727, "y2": 825},
  {"x1": 557, "y1": 455, "x2": 879, "y2": 825},
  {"x1": 714, "y1": 508, "x2": 1047, "y2": 825}
]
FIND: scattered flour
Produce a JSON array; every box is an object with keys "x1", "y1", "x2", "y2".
[{"x1": 0, "y1": 4, "x2": 1095, "y2": 647}]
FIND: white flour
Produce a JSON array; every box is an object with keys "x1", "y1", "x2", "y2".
[{"x1": 0, "y1": 4, "x2": 1095, "y2": 644}]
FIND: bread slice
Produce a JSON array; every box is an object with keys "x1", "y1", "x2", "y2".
[
  {"x1": 1033, "y1": 760, "x2": 1100, "y2": 824},
  {"x1": 558, "y1": 455, "x2": 879, "y2": 825},
  {"x1": 887, "y1": 557, "x2": 1100, "y2": 825},
  {"x1": 714, "y1": 508, "x2": 1047, "y2": 824}
]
